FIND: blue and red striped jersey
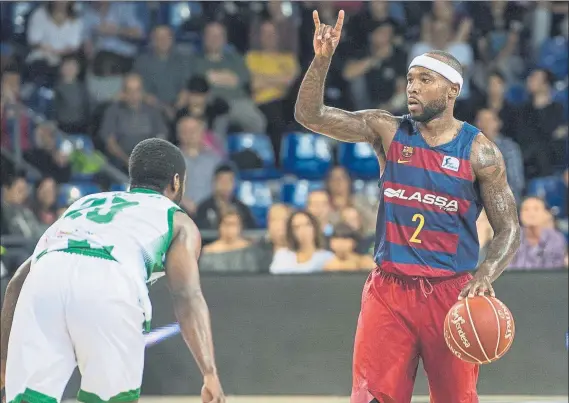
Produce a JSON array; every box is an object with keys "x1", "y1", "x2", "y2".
[{"x1": 374, "y1": 116, "x2": 483, "y2": 277}]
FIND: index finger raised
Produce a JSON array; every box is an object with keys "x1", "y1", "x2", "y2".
[
  {"x1": 313, "y1": 10, "x2": 321, "y2": 28},
  {"x1": 334, "y1": 10, "x2": 345, "y2": 32}
]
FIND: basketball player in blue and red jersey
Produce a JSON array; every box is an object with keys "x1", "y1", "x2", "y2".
[{"x1": 295, "y1": 10, "x2": 521, "y2": 403}]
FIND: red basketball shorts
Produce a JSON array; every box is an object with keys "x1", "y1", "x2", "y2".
[{"x1": 351, "y1": 268, "x2": 479, "y2": 403}]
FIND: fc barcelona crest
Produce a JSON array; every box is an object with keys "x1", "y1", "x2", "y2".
[{"x1": 402, "y1": 146, "x2": 414, "y2": 159}]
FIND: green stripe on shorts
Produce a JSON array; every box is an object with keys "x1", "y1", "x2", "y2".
[
  {"x1": 77, "y1": 388, "x2": 140, "y2": 403},
  {"x1": 8, "y1": 388, "x2": 57, "y2": 403}
]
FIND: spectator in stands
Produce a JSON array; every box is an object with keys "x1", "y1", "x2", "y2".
[
  {"x1": 199, "y1": 207, "x2": 261, "y2": 273},
  {"x1": 343, "y1": 21, "x2": 407, "y2": 112},
  {"x1": 340, "y1": 206, "x2": 375, "y2": 255},
  {"x1": 54, "y1": 55, "x2": 91, "y2": 134},
  {"x1": 0, "y1": 66, "x2": 32, "y2": 153},
  {"x1": 246, "y1": 20, "x2": 299, "y2": 157},
  {"x1": 25, "y1": 1, "x2": 83, "y2": 86},
  {"x1": 326, "y1": 167, "x2": 378, "y2": 236},
  {"x1": 83, "y1": 2, "x2": 145, "y2": 76},
  {"x1": 23, "y1": 121, "x2": 72, "y2": 183},
  {"x1": 345, "y1": 1, "x2": 405, "y2": 50},
  {"x1": 99, "y1": 73, "x2": 167, "y2": 171},
  {"x1": 31, "y1": 176, "x2": 58, "y2": 227},
  {"x1": 193, "y1": 21, "x2": 267, "y2": 134},
  {"x1": 471, "y1": 71, "x2": 517, "y2": 138},
  {"x1": 518, "y1": 68, "x2": 567, "y2": 177},
  {"x1": 509, "y1": 197, "x2": 567, "y2": 270},
  {"x1": 177, "y1": 116, "x2": 223, "y2": 215},
  {"x1": 253, "y1": 203, "x2": 292, "y2": 270},
  {"x1": 1, "y1": 172, "x2": 42, "y2": 238},
  {"x1": 475, "y1": 108, "x2": 524, "y2": 202},
  {"x1": 324, "y1": 223, "x2": 376, "y2": 271},
  {"x1": 270, "y1": 210, "x2": 334, "y2": 274},
  {"x1": 134, "y1": 25, "x2": 192, "y2": 118},
  {"x1": 306, "y1": 189, "x2": 334, "y2": 237},
  {"x1": 194, "y1": 164, "x2": 256, "y2": 230},
  {"x1": 175, "y1": 76, "x2": 230, "y2": 143},
  {"x1": 249, "y1": 1, "x2": 299, "y2": 54}
]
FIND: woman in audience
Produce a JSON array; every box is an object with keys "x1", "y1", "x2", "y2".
[
  {"x1": 508, "y1": 197, "x2": 567, "y2": 270},
  {"x1": 31, "y1": 176, "x2": 58, "y2": 227},
  {"x1": 324, "y1": 223, "x2": 376, "y2": 272},
  {"x1": 253, "y1": 203, "x2": 292, "y2": 270},
  {"x1": 199, "y1": 207, "x2": 261, "y2": 273},
  {"x1": 326, "y1": 166, "x2": 377, "y2": 236},
  {"x1": 270, "y1": 211, "x2": 334, "y2": 274}
]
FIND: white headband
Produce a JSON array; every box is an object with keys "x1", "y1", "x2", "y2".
[{"x1": 409, "y1": 55, "x2": 463, "y2": 95}]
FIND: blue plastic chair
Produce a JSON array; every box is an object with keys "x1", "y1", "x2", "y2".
[
  {"x1": 337, "y1": 142, "x2": 380, "y2": 180},
  {"x1": 227, "y1": 133, "x2": 281, "y2": 180},
  {"x1": 280, "y1": 133, "x2": 333, "y2": 180},
  {"x1": 505, "y1": 83, "x2": 528, "y2": 105},
  {"x1": 235, "y1": 180, "x2": 273, "y2": 228},
  {"x1": 539, "y1": 37, "x2": 568, "y2": 80},
  {"x1": 526, "y1": 175, "x2": 566, "y2": 218},
  {"x1": 280, "y1": 180, "x2": 324, "y2": 210}
]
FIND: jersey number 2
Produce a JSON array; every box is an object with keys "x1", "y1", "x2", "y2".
[
  {"x1": 409, "y1": 213, "x2": 425, "y2": 244},
  {"x1": 65, "y1": 196, "x2": 139, "y2": 224}
]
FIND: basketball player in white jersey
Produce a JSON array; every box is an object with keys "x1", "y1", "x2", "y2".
[{"x1": 0, "y1": 138, "x2": 225, "y2": 403}]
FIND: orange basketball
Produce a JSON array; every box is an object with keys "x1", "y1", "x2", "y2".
[{"x1": 444, "y1": 296, "x2": 515, "y2": 364}]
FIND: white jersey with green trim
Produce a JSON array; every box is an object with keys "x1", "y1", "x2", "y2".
[
  {"x1": 31, "y1": 188, "x2": 183, "y2": 328},
  {"x1": 33, "y1": 188, "x2": 182, "y2": 283}
]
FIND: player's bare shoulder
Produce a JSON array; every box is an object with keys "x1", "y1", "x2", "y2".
[
  {"x1": 470, "y1": 132, "x2": 507, "y2": 182},
  {"x1": 171, "y1": 210, "x2": 202, "y2": 258}
]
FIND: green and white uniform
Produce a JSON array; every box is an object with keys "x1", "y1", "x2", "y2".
[{"x1": 5, "y1": 189, "x2": 183, "y2": 403}]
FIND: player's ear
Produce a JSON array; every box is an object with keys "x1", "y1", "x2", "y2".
[
  {"x1": 172, "y1": 173, "x2": 181, "y2": 194},
  {"x1": 449, "y1": 84, "x2": 460, "y2": 99}
]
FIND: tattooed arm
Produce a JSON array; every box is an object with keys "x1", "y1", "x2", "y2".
[
  {"x1": 459, "y1": 134, "x2": 521, "y2": 299},
  {"x1": 294, "y1": 10, "x2": 398, "y2": 146}
]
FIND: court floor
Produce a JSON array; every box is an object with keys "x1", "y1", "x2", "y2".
[{"x1": 132, "y1": 396, "x2": 568, "y2": 403}]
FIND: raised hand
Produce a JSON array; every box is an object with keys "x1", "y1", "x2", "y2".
[{"x1": 312, "y1": 10, "x2": 344, "y2": 58}]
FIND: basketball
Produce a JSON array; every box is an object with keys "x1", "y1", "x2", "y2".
[{"x1": 444, "y1": 296, "x2": 515, "y2": 364}]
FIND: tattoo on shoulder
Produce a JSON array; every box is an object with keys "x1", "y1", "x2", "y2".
[{"x1": 471, "y1": 133, "x2": 506, "y2": 182}]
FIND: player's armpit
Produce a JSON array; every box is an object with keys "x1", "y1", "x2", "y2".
[
  {"x1": 471, "y1": 134, "x2": 521, "y2": 282},
  {"x1": 294, "y1": 55, "x2": 399, "y2": 145},
  {"x1": 165, "y1": 212, "x2": 219, "y2": 377}
]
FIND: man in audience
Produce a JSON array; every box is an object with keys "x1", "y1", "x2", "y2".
[
  {"x1": 518, "y1": 68, "x2": 567, "y2": 177},
  {"x1": 475, "y1": 108, "x2": 524, "y2": 202},
  {"x1": 306, "y1": 190, "x2": 334, "y2": 237},
  {"x1": 134, "y1": 25, "x2": 192, "y2": 117},
  {"x1": 83, "y1": 2, "x2": 145, "y2": 76},
  {"x1": 23, "y1": 121, "x2": 71, "y2": 183},
  {"x1": 175, "y1": 76, "x2": 230, "y2": 145},
  {"x1": 342, "y1": 21, "x2": 407, "y2": 112},
  {"x1": 193, "y1": 21, "x2": 266, "y2": 133},
  {"x1": 508, "y1": 197, "x2": 567, "y2": 270},
  {"x1": 99, "y1": 73, "x2": 167, "y2": 171},
  {"x1": 1, "y1": 172, "x2": 42, "y2": 238},
  {"x1": 1, "y1": 66, "x2": 32, "y2": 153},
  {"x1": 54, "y1": 56, "x2": 91, "y2": 134},
  {"x1": 194, "y1": 164, "x2": 256, "y2": 230},
  {"x1": 177, "y1": 116, "x2": 223, "y2": 215},
  {"x1": 246, "y1": 20, "x2": 299, "y2": 157}
]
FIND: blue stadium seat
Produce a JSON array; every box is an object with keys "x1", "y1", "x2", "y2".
[
  {"x1": 353, "y1": 179, "x2": 381, "y2": 206},
  {"x1": 169, "y1": 2, "x2": 203, "y2": 45},
  {"x1": 280, "y1": 133, "x2": 333, "y2": 179},
  {"x1": 111, "y1": 183, "x2": 128, "y2": 192},
  {"x1": 227, "y1": 133, "x2": 281, "y2": 180},
  {"x1": 236, "y1": 181, "x2": 273, "y2": 228},
  {"x1": 280, "y1": 180, "x2": 324, "y2": 210},
  {"x1": 337, "y1": 142, "x2": 380, "y2": 180},
  {"x1": 58, "y1": 183, "x2": 102, "y2": 208},
  {"x1": 539, "y1": 37, "x2": 568, "y2": 80},
  {"x1": 526, "y1": 175, "x2": 566, "y2": 218},
  {"x1": 505, "y1": 83, "x2": 528, "y2": 105},
  {"x1": 67, "y1": 134, "x2": 95, "y2": 154}
]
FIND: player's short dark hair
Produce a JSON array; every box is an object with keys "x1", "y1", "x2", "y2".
[
  {"x1": 426, "y1": 50, "x2": 464, "y2": 76},
  {"x1": 129, "y1": 138, "x2": 186, "y2": 193}
]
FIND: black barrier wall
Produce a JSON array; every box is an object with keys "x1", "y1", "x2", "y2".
[{"x1": 134, "y1": 271, "x2": 569, "y2": 396}]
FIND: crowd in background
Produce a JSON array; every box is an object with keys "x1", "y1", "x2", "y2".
[{"x1": 1, "y1": 1, "x2": 568, "y2": 276}]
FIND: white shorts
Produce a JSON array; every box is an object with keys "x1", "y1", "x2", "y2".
[{"x1": 5, "y1": 252, "x2": 145, "y2": 403}]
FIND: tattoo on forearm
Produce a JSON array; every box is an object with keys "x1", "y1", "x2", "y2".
[{"x1": 472, "y1": 135, "x2": 521, "y2": 280}]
